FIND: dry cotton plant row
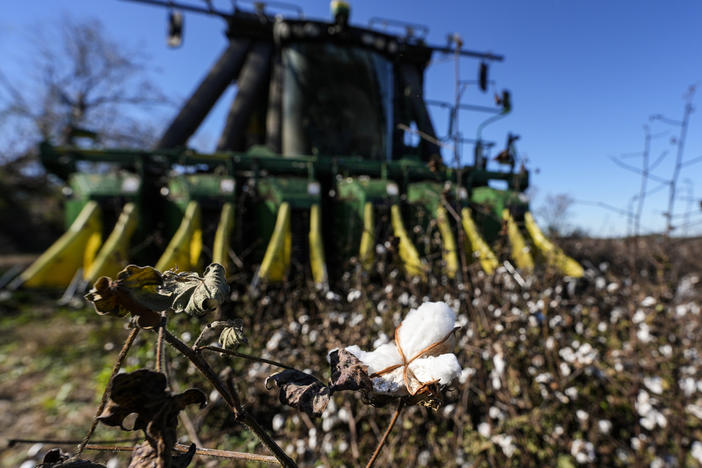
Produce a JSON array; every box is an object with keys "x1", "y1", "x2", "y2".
[{"x1": 35, "y1": 263, "x2": 463, "y2": 468}]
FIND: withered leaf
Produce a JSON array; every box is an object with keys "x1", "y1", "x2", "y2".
[
  {"x1": 39, "y1": 448, "x2": 106, "y2": 467},
  {"x1": 219, "y1": 320, "x2": 247, "y2": 349},
  {"x1": 265, "y1": 369, "x2": 330, "y2": 417},
  {"x1": 99, "y1": 369, "x2": 206, "y2": 432},
  {"x1": 162, "y1": 263, "x2": 229, "y2": 316},
  {"x1": 128, "y1": 441, "x2": 195, "y2": 468},
  {"x1": 84, "y1": 265, "x2": 171, "y2": 328},
  {"x1": 328, "y1": 348, "x2": 373, "y2": 394}
]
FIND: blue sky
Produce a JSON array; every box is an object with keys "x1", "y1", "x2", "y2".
[{"x1": 2, "y1": 0, "x2": 701, "y2": 236}]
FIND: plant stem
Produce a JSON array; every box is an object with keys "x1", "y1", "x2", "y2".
[
  {"x1": 198, "y1": 345, "x2": 302, "y2": 373},
  {"x1": 156, "y1": 312, "x2": 166, "y2": 373},
  {"x1": 76, "y1": 327, "x2": 140, "y2": 457},
  {"x1": 365, "y1": 398, "x2": 405, "y2": 468},
  {"x1": 83, "y1": 443, "x2": 280, "y2": 465},
  {"x1": 162, "y1": 329, "x2": 296, "y2": 467}
]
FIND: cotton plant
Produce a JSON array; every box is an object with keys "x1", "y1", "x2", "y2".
[
  {"x1": 267, "y1": 301, "x2": 462, "y2": 414},
  {"x1": 263, "y1": 300, "x2": 463, "y2": 467},
  {"x1": 344, "y1": 301, "x2": 462, "y2": 397}
]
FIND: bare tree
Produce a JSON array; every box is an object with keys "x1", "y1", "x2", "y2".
[
  {"x1": 651, "y1": 85, "x2": 696, "y2": 235},
  {"x1": 0, "y1": 16, "x2": 172, "y2": 252},
  {"x1": 0, "y1": 16, "x2": 171, "y2": 158},
  {"x1": 536, "y1": 193, "x2": 575, "y2": 237}
]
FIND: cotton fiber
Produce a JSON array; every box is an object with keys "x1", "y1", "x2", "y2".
[{"x1": 345, "y1": 301, "x2": 462, "y2": 394}]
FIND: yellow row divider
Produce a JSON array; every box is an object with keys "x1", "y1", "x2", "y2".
[
  {"x1": 524, "y1": 211, "x2": 584, "y2": 277},
  {"x1": 390, "y1": 204, "x2": 425, "y2": 279},
  {"x1": 84, "y1": 203, "x2": 138, "y2": 285},
  {"x1": 212, "y1": 202, "x2": 235, "y2": 275},
  {"x1": 461, "y1": 207, "x2": 499, "y2": 274},
  {"x1": 156, "y1": 201, "x2": 202, "y2": 272},
  {"x1": 257, "y1": 202, "x2": 291, "y2": 282},
  {"x1": 18, "y1": 201, "x2": 103, "y2": 288},
  {"x1": 308, "y1": 204, "x2": 328, "y2": 286},
  {"x1": 502, "y1": 209, "x2": 534, "y2": 272},
  {"x1": 359, "y1": 202, "x2": 375, "y2": 272},
  {"x1": 436, "y1": 205, "x2": 459, "y2": 278}
]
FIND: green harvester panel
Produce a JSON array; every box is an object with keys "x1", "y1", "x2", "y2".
[
  {"x1": 65, "y1": 172, "x2": 142, "y2": 228},
  {"x1": 333, "y1": 177, "x2": 400, "y2": 261},
  {"x1": 165, "y1": 174, "x2": 236, "y2": 236},
  {"x1": 254, "y1": 176, "x2": 321, "y2": 257},
  {"x1": 471, "y1": 186, "x2": 528, "y2": 243}
]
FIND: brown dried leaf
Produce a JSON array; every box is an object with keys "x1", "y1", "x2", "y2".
[
  {"x1": 84, "y1": 265, "x2": 172, "y2": 328},
  {"x1": 39, "y1": 448, "x2": 105, "y2": 467},
  {"x1": 328, "y1": 348, "x2": 373, "y2": 394},
  {"x1": 99, "y1": 370, "x2": 206, "y2": 431},
  {"x1": 128, "y1": 441, "x2": 196, "y2": 468},
  {"x1": 265, "y1": 369, "x2": 330, "y2": 417},
  {"x1": 99, "y1": 369, "x2": 206, "y2": 466}
]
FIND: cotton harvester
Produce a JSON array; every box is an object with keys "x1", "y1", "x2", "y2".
[{"x1": 9, "y1": 0, "x2": 582, "y2": 294}]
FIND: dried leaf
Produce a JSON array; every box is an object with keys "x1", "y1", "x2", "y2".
[
  {"x1": 328, "y1": 348, "x2": 373, "y2": 394},
  {"x1": 219, "y1": 320, "x2": 247, "y2": 349},
  {"x1": 128, "y1": 441, "x2": 195, "y2": 468},
  {"x1": 162, "y1": 263, "x2": 229, "y2": 316},
  {"x1": 84, "y1": 265, "x2": 171, "y2": 328},
  {"x1": 99, "y1": 370, "x2": 206, "y2": 431},
  {"x1": 39, "y1": 448, "x2": 106, "y2": 467},
  {"x1": 265, "y1": 369, "x2": 330, "y2": 417},
  {"x1": 99, "y1": 369, "x2": 206, "y2": 466}
]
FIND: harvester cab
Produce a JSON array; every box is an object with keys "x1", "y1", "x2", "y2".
[{"x1": 10, "y1": 0, "x2": 583, "y2": 294}]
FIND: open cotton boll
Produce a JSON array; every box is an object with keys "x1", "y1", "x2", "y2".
[
  {"x1": 409, "y1": 354, "x2": 462, "y2": 386},
  {"x1": 346, "y1": 343, "x2": 402, "y2": 375},
  {"x1": 397, "y1": 301, "x2": 456, "y2": 358}
]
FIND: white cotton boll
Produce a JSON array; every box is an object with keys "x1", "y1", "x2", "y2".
[
  {"x1": 640, "y1": 414, "x2": 656, "y2": 431},
  {"x1": 459, "y1": 367, "x2": 476, "y2": 384},
  {"x1": 686, "y1": 403, "x2": 702, "y2": 420},
  {"x1": 641, "y1": 296, "x2": 656, "y2": 307},
  {"x1": 644, "y1": 376, "x2": 664, "y2": 394},
  {"x1": 397, "y1": 301, "x2": 456, "y2": 358},
  {"x1": 535, "y1": 373, "x2": 551, "y2": 384},
  {"x1": 598, "y1": 419, "x2": 612, "y2": 434},
  {"x1": 272, "y1": 414, "x2": 285, "y2": 431},
  {"x1": 410, "y1": 354, "x2": 461, "y2": 386},
  {"x1": 631, "y1": 437, "x2": 641, "y2": 451},
  {"x1": 493, "y1": 353, "x2": 506, "y2": 376},
  {"x1": 489, "y1": 406, "x2": 504, "y2": 420},
  {"x1": 659, "y1": 344, "x2": 672, "y2": 357},
  {"x1": 491, "y1": 434, "x2": 515, "y2": 458},
  {"x1": 571, "y1": 439, "x2": 595, "y2": 464},
  {"x1": 478, "y1": 422, "x2": 491, "y2": 438},
  {"x1": 338, "y1": 440, "x2": 349, "y2": 453},
  {"x1": 692, "y1": 441, "x2": 702, "y2": 464},
  {"x1": 633, "y1": 309, "x2": 647, "y2": 324},
  {"x1": 654, "y1": 410, "x2": 667, "y2": 428},
  {"x1": 345, "y1": 343, "x2": 401, "y2": 375},
  {"x1": 637, "y1": 323, "x2": 652, "y2": 342}
]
